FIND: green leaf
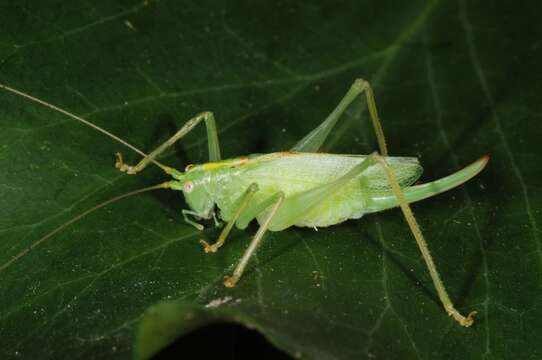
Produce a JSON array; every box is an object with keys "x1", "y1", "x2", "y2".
[{"x1": 1, "y1": 0, "x2": 540, "y2": 358}]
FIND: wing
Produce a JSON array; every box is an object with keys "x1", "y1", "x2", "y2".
[
  {"x1": 241, "y1": 153, "x2": 423, "y2": 193},
  {"x1": 362, "y1": 156, "x2": 423, "y2": 190},
  {"x1": 209, "y1": 152, "x2": 423, "y2": 226}
]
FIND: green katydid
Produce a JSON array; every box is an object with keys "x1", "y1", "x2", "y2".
[{"x1": 0, "y1": 79, "x2": 487, "y2": 327}]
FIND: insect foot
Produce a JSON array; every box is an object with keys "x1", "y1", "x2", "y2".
[
  {"x1": 352, "y1": 78, "x2": 370, "y2": 92},
  {"x1": 458, "y1": 311, "x2": 477, "y2": 328},
  {"x1": 115, "y1": 152, "x2": 137, "y2": 174},
  {"x1": 223, "y1": 275, "x2": 239, "y2": 288},
  {"x1": 199, "y1": 239, "x2": 219, "y2": 253},
  {"x1": 447, "y1": 305, "x2": 477, "y2": 327}
]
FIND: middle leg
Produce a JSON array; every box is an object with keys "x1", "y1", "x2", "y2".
[
  {"x1": 224, "y1": 191, "x2": 285, "y2": 288},
  {"x1": 224, "y1": 153, "x2": 380, "y2": 286}
]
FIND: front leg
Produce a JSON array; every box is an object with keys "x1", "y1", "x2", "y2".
[{"x1": 116, "y1": 111, "x2": 221, "y2": 175}]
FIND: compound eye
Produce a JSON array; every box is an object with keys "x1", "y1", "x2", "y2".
[{"x1": 183, "y1": 181, "x2": 194, "y2": 193}]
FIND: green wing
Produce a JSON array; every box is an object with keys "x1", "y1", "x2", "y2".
[
  {"x1": 240, "y1": 153, "x2": 423, "y2": 192},
  {"x1": 360, "y1": 156, "x2": 423, "y2": 190}
]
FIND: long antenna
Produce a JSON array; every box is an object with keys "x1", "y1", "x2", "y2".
[
  {"x1": 0, "y1": 182, "x2": 170, "y2": 272},
  {"x1": 0, "y1": 83, "x2": 170, "y2": 171}
]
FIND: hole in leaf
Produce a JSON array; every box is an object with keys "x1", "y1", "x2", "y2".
[{"x1": 152, "y1": 322, "x2": 292, "y2": 359}]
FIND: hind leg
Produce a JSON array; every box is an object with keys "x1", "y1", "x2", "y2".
[
  {"x1": 291, "y1": 79, "x2": 388, "y2": 156},
  {"x1": 374, "y1": 154, "x2": 476, "y2": 327}
]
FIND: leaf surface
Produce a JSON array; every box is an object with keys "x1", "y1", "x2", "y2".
[{"x1": 1, "y1": 1, "x2": 541, "y2": 359}]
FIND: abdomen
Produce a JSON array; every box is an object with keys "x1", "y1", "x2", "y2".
[{"x1": 211, "y1": 152, "x2": 422, "y2": 229}]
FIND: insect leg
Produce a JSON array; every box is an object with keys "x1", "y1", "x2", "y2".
[
  {"x1": 374, "y1": 154, "x2": 476, "y2": 327},
  {"x1": 224, "y1": 191, "x2": 285, "y2": 288},
  {"x1": 291, "y1": 79, "x2": 388, "y2": 156},
  {"x1": 199, "y1": 183, "x2": 259, "y2": 253},
  {"x1": 182, "y1": 209, "x2": 205, "y2": 231},
  {"x1": 116, "y1": 111, "x2": 221, "y2": 174}
]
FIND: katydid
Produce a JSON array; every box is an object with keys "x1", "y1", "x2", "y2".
[{"x1": 0, "y1": 79, "x2": 487, "y2": 327}]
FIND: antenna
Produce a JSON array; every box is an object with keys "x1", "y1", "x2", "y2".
[
  {"x1": 0, "y1": 83, "x2": 170, "y2": 172},
  {"x1": 0, "y1": 182, "x2": 170, "y2": 272}
]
